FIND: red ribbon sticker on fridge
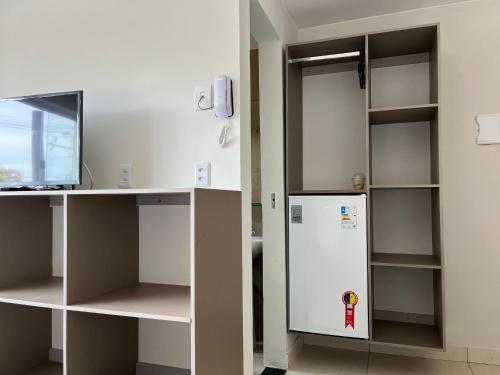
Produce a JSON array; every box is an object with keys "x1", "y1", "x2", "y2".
[{"x1": 342, "y1": 291, "x2": 358, "y2": 329}]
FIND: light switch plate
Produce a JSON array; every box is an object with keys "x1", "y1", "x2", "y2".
[
  {"x1": 195, "y1": 162, "x2": 211, "y2": 187},
  {"x1": 119, "y1": 164, "x2": 132, "y2": 189}
]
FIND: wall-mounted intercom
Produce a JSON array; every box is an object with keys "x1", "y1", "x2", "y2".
[
  {"x1": 193, "y1": 75, "x2": 233, "y2": 147},
  {"x1": 213, "y1": 75, "x2": 234, "y2": 118}
]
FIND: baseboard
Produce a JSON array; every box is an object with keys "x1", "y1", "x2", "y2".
[
  {"x1": 136, "y1": 362, "x2": 190, "y2": 375},
  {"x1": 49, "y1": 348, "x2": 63, "y2": 364},
  {"x1": 370, "y1": 344, "x2": 467, "y2": 362},
  {"x1": 468, "y1": 347, "x2": 500, "y2": 366},
  {"x1": 287, "y1": 334, "x2": 304, "y2": 366}
]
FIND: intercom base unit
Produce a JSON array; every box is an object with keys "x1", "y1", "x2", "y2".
[{"x1": 214, "y1": 75, "x2": 233, "y2": 118}]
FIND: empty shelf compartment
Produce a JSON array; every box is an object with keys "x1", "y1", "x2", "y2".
[
  {"x1": 369, "y1": 26, "x2": 438, "y2": 109},
  {"x1": 372, "y1": 319, "x2": 443, "y2": 349},
  {"x1": 371, "y1": 188, "x2": 442, "y2": 258},
  {"x1": 0, "y1": 303, "x2": 63, "y2": 374},
  {"x1": 0, "y1": 196, "x2": 64, "y2": 308},
  {"x1": 370, "y1": 117, "x2": 439, "y2": 185},
  {"x1": 67, "y1": 311, "x2": 191, "y2": 375},
  {"x1": 373, "y1": 267, "x2": 444, "y2": 349},
  {"x1": 369, "y1": 104, "x2": 438, "y2": 125},
  {"x1": 69, "y1": 283, "x2": 190, "y2": 322},
  {"x1": 369, "y1": 26, "x2": 438, "y2": 59},
  {"x1": 67, "y1": 193, "x2": 192, "y2": 320}
]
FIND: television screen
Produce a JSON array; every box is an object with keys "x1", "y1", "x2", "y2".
[{"x1": 0, "y1": 91, "x2": 82, "y2": 188}]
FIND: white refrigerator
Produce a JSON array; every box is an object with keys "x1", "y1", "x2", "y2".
[{"x1": 288, "y1": 195, "x2": 368, "y2": 339}]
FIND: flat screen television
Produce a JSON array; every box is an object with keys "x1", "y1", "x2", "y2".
[{"x1": 0, "y1": 91, "x2": 82, "y2": 189}]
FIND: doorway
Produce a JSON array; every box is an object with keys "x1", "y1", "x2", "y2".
[
  {"x1": 250, "y1": 1, "x2": 291, "y2": 372},
  {"x1": 250, "y1": 35, "x2": 265, "y2": 374}
]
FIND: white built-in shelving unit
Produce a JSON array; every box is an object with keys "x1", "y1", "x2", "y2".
[
  {"x1": 286, "y1": 25, "x2": 445, "y2": 350},
  {"x1": 0, "y1": 188, "x2": 243, "y2": 375}
]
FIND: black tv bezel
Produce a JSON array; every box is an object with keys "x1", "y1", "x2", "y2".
[{"x1": 0, "y1": 90, "x2": 83, "y2": 190}]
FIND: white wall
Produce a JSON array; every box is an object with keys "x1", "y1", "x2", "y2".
[
  {"x1": 254, "y1": 0, "x2": 298, "y2": 43},
  {"x1": 0, "y1": 0, "x2": 242, "y2": 190},
  {"x1": 299, "y1": 0, "x2": 500, "y2": 351}
]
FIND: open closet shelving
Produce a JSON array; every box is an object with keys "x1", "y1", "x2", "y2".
[
  {"x1": 0, "y1": 188, "x2": 243, "y2": 374},
  {"x1": 286, "y1": 24, "x2": 445, "y2": 350}
]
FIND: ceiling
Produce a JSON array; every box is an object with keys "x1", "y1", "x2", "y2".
[{"x1": 282, "y1": 0, "x2": 470, "y2": 29}]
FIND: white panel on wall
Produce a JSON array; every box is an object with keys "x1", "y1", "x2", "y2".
[
  {"x1": 371, "y1": 122, "x2": 431, "y2": 185},
  {"x1": 303, "y1": 70, "x2": 366, "y2": 190},
  {"x1": 371, "y1": 62, "x2": 430, "y2": 108},
  {"x1": 52, "y1": 206, "x2": 64, "y2": 277},
  {"x1": 52, "y1": 309, "x2": 63, "y2": 350},
  {"x1": 139, "y1": 319, "x2": 191, "y2": 369},
  {"x1": 372, "y1": 189, "x2": 433, "y2": 255},
  {"x1": 139, "y1": 205, "x2": 190, "y2": 286},
  {"x1": 374, "y1": 267, "x2": 434, "y2": 315}
]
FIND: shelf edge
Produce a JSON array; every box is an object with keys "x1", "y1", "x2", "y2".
[{"x1": 66, "y1": 305, "x2": 192, "y2": 323}]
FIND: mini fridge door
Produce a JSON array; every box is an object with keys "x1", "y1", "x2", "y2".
[{"x1": 288, "y1": 195, "x2": 368, "y2": 339}]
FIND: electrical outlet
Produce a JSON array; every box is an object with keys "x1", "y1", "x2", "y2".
[
  {"x1": 119, "y1": 164, "x2": 132, "y2": 189},
  {"x1": 194, "y1": 85, "x2": 212, "y2": 111},
  {"x1": 195, "y1": 162, "x2": 211, "y2": 187}
]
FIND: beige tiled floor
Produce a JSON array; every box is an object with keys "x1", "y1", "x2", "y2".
[
  {"x1": 368, "y1": 353, "x2": 472, "y2": 375},
  {"x1": 254, "y1": 351, "x2": 265, "y2": 375},
  {"x1": 288, "y1": 345, "x2": 368, "y2": 375},
  {"x1": 282, "y1": 345, "x2": 500, "y2": 375},
  {"x1": 470, "y1": 363, "x2": 500, "y2": 375}
]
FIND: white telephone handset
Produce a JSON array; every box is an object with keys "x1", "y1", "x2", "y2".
[
  {"x1": 213, "y1": 75, "x2": 233, "y2": 147},
  {"x1": 213, "y1": 75, "x2": 233, "y2": 118}
]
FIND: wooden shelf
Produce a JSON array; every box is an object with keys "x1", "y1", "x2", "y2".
[
  {"x1": 289, "y1": 189, "x2": 367, "y2": 195},
  {"x1": 370, "y1": 184, "x2": 439, "y2": 190},
  {"x1": 0, "y1": 277, "x2": 63, "y2": 308},
  {"x1": 372, "y1": 319, "x2": 443, "y2": 349},
  {"x1": 69, "y1": 283, "x2": 191, "y2": 323},
  {"x1": 369, "y1": 104, "x2": 438, "y2": 125},
  {"x1": 20, "y1": 362, "x2": 62, "y2": 375},
  {"x1": 371, "y1": 253, "x2": 441, "y2": 269}
]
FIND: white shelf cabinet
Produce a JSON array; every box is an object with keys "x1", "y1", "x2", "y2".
[
  {"x1": 286, "y1": 25, "x2": 444, "y2": 350},
  {"x1": 0, "y1": 188, "x2": 243, "y2": 375}
]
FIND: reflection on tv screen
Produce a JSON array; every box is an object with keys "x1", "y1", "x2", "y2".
[{"x1": 0, "y1": 92, "x2": 82, "y2": 188}]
